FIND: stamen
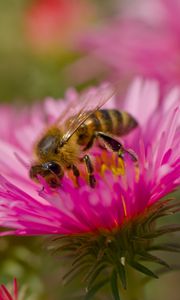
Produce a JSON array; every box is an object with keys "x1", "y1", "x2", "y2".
[
  {"x1": 121, "y1": 195, "x2": 127, "y2": 217},
  {"x1": 135, "y1": 164, "x2": 140, "y2": 182},
  {"x1": 113, "y1": 218, "x2": 119, "y2": 227}
]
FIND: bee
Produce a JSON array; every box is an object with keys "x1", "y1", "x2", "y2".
[{"x1": 30, "y1": 86, "x2": 138, "y2": 188}]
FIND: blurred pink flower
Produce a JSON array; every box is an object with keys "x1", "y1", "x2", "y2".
[
  {"x1": 25, "y1": 0, "x2": 96, "y2": 53},
  {"x1": 0, "y1": 79, "x2": 179, "y2": 236},
  {"x1": 79, "y1": 0, "x2": 180, "y2": 88},
  {"x1": 0, "y1": 279, "x2": 18, "y2": 300}
]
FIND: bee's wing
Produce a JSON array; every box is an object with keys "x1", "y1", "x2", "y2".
[{"x1": 59, "y1": 83, "x2": 118, "y2": 145}]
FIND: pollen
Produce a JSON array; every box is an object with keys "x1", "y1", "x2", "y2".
[
  {"x1": 97, "y1": 151, "x2": 126, "y2": 177},
  {"x1": 68, "y1": 149, "x2": 139, "y2": 188},
  {"x1": 100, "y1": 164, "x2": 108, "y2": 177},
  {"x1": 111, "y1": 157, "x2": 125, "y2": 176}
]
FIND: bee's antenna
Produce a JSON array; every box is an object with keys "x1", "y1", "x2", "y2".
[{"x1": 14, "y1": 152, "x2": 30, "y2": 169}]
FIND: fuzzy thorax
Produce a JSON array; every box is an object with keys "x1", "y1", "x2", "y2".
[
  {"x1": 35, "y1": 126, "x2": 80, "y2": 168},
  {"x1": 56, "y1": 135, "x2": 80, "y2": 168}
]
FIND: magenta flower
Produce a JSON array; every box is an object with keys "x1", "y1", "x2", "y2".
[
  {"x1": 79, "y1": 0, "x2": 180, "y2": 88},
  {"x1": 0, "y1": 80, "x2": 179, "y2": 298},
  {"x1": 0, "y1": 279, "x2": 18, "y2": 300}
]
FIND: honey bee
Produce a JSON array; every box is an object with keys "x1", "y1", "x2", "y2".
[{"x1": 30, "y1": 87, "x2": 138, "y2": 188}]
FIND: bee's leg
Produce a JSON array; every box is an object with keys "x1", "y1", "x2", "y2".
[
  {"x1": 95, "y1": 132, "x2": 137, "y2": 162},
  {"x1": 83, "y1": 136, "x2": 95, "y2": 151},
  {"x1": 72, "y1": 165, "x2": 80, "y2": 186},
  {"x1": 82, "y1": 155, "x2": 96, "y2": 188}
]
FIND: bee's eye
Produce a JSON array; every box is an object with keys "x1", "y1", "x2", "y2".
[{"x1": 45, "y1": 162, "x2": 61, "y2": 175}]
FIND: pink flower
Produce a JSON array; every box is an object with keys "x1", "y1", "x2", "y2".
[
  {"x1": 25, "y1": 0, "x2": 96, "y2": 54},
  {"x1": 79, "y1": 0, "x2": 180, "y2": 88},
  {"x1": 0, "y1": 80, "x2": 179, "y2": 298},
  {"x1": 0, "y1": 279, "x2": 18, "y2": 300},
  {"x1": 0, "y1": 79, "x2": 179, "y2": 236}
]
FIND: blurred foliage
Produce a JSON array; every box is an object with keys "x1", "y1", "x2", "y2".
[
  {"x1": 1, "y1": 209, "x2": 179, "y2": 299},
  {"x1": 0, "y1": 0, "x2": 76, "y2": 103},
  {"x1": 0, "y1": 0, "x2": 121, "y2": 103},
  {"x1": 0, "y1": 236, "x2": 45, "y2": 299}
]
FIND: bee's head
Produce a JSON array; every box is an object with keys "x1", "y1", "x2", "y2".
[{"x1": 30, "y1": 161, "x2": 64, "y2": 188}]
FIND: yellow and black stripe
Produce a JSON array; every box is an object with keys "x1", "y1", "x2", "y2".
[{"x1": 76, "y1": 109, "x2": 137, "y2": 147}]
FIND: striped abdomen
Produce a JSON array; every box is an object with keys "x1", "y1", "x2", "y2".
[{"x1": 76, "y1": 109, "x2": 138, "y2": 146}]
